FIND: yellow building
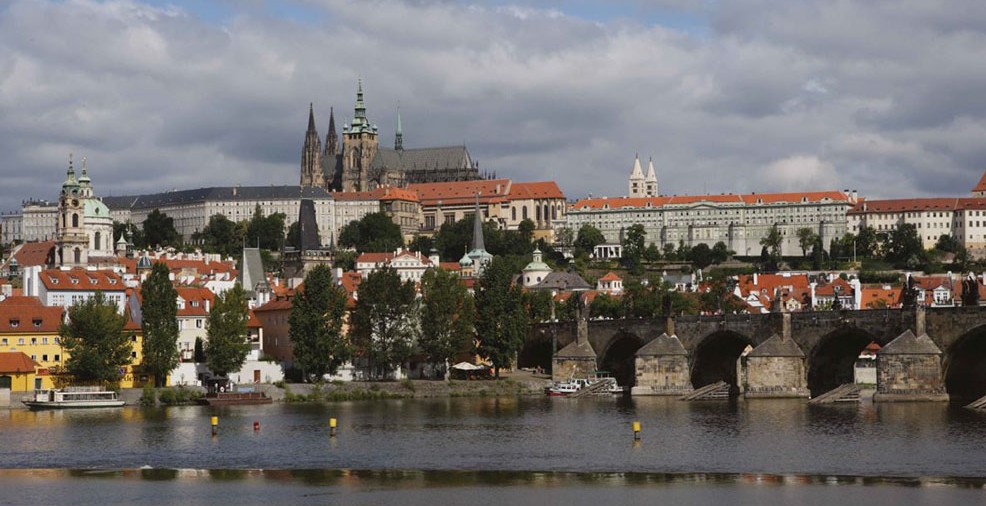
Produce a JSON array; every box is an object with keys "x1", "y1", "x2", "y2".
[
  {"x1": 0, "y1": 294, "x2": 151, "y2": 389},
  {"x1": 0, "y1": 352, "x2": 38, "y2": 392}
]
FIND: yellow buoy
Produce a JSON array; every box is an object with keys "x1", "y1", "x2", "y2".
[
  {"x1": 632, "y1": 421, "x2": 641, "y2": 440},
  {"x1": 211, "y1": 416, "x2": 219, "y2": 436},
  {"x1": 329, "y1": 417, "x2": 337, "y2": 437}
]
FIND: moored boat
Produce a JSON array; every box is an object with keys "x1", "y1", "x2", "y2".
[{"x1": 23, "y1": 387, "x2": 125, "y2": 410}]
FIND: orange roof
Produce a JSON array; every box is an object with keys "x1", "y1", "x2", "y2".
[
  {"x1": 572, "y1": 191, "x2": 849, "y2": 210},
  {"x1": 506, "y1": 181, "x2": 565, "y2": 201},
  {"x1": 372, "y1": 186, "x2": 419, "y2": 202},
  {"x1": 0, "y1": 352, "x2": 37, "y2": 373},
  {"x1": 598, "y1": 271, "x2": 623, "y2": 282},
  {"x1": 814, "y1": 277, "x2": 854, "y2": 297},
  {"x1": 175, "y1": 286, "x2": 216, "y2": 317},
  {"x1": 0, "y1": 296, "x2": 43, "y2": 307},
  {"x1": 860, "y1": 285, "x2": 901, "y2": 308},
  {"x1": 117, "y1": 256, "x2": 236, "y2": 277},
  {"x1": 848, "y1": 197, "x2": 986, "y2": 215},
  {"x1": 3, "y1": 241, "x2": 56, "y2": 270},
  {"x1": 39, "y1": 268, "x2": 125, "y2": 292},
  {"x1": 439, "y1": 262, "x2": 462, "y2": 271},
  {"x1": 357, "y1": 252, "x2": 396, "y2": 264},
  {"x1": 736, "y1": 273, "x2": 810, "y2": 297},
  {"x1": 247, "y1": 310, "x2": 262, "y2": 328},
  {"x1": 409, "y1": 179, "x2": 512, "y2": 206},
  {"x1": 0, "y1": 298, "x2": 63, "y2": 333},
  {"x1": 254, "y1": 299, "x2": 293, "y2": 312},
  {"x1": 973, "y1": 170, "x2": 986, "y2": 194}
]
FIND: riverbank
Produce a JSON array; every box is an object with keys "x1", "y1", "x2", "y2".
[{"x1": 101, "y1": 370, "x2": 552, "y2": 407}]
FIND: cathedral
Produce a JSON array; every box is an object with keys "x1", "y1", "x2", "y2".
[{"x1": 300, "y1": 81, "x2": 484, "y2": 192}]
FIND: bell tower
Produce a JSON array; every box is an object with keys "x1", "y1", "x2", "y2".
[
  {"x1": 342, "y1": 80, "x2": 379, "y2": 191},
  {"x1": 57, "y1": 154, "x2": 89, "y2": 267}
]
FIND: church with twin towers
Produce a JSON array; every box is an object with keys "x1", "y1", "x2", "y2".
[{"x1": 300, "y1": 81, "x2": 485, "y2": 192}]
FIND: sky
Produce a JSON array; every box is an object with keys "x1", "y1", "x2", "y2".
[{"x1": 2, "y1": 0, "x2": 986, "y2": 213}]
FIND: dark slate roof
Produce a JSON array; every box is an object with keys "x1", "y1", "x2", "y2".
[
  {"x1": 636, "y1": 333, "x2": 688, "y2": 356},
  {"x1": 534, "y1": 272, "x2": 592, "y2": 291},
  {"x1": 879, "y1": 330, "x2": 943, "y2": 355},
  {"x1": 556, "y1": 339, "x2": 597, "y2": 359},
  {"x1": 103, "y1": 186, "x2": 334, "y2": 210},
  {"x1": 371, "y1": 146, "x2": 472, "y2": 172},
  {"x1": 240, "y1": 248, "x2": 267, "y2": 296},
  {"x1": 747, "y1": 334, "x2": 805, "y2": 357}
]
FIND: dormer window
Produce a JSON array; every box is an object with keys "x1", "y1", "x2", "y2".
[
  {"x1": 9, "y1": 319, "x2": 19, "y2": 327},
  {"x1": 33, "y1": 319, "x2": 42, "y2": 327},
  {"x1": 49, "y1": 277, "x2": 59, "y2": 285},
  {"x1": 191, "y1": 301, "x2": 200, "y2": 308},
  {"x1": 71, "y1": 278, "x2": 79, "y2": 285}
]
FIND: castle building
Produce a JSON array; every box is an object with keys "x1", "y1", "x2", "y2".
[
  {"x1": 55, "y1": 156, "x2": 114, "y2": 267},
  {"x1": 300, "y1": 81, "x2": 482, "y2": 192}
]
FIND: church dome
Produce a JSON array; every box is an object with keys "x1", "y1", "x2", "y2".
[
  {"x1": 84, "y1": 198, "x2": 111, "y2": 219},
  {"x1": 459, "y1": 251, "x2": 473, "y2": 267},
  {"x1": 137, "y1": 254, "x2": 153, "y2": 270}
]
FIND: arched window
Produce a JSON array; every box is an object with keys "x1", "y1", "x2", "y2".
[
  {"x1": 522, "y1": 207, "x2": 528, "y2": 220},
  {"x1": 536, "y1": 206, "x2": 541, "y2": 221},
  {"x1": 543, "y1": 205, "x2": 549, "y2": 222},
  {"x1": 72, "y1": 214, "x2": 79, "y2": 228},
  {"x1": 94, "y1": 232, "x2": 101, "y2": 251},
  {"x1": 552, "y1": 206, "x2": 557, "y2": 220},
  {"x1": 512, "y1": 207, "x2": 516, "y2": 221}
]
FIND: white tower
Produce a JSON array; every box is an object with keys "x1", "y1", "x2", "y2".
[
  {"x1": 644, "y1": 157, "x2": 658, "y2": 197},
  {"x1": 628, "y1": 154, "x2": 645, "y2": 197}
]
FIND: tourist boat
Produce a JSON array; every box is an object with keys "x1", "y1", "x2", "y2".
[
  {"x1": 546, "y1": 380, "x2": 582, "y2": 396},
  {"x1": 23, "y1": 387, "x2": 125, "y2": 410}
]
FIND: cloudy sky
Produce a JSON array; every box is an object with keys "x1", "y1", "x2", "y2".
[{"x1": 2, "y1": 0, "x2": 986, "y2": 213}]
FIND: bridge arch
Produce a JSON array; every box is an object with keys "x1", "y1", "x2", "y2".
[
  {"x1": 599, "y1": 331, "x2": 645, "y2": 388},
  {"x1": 690, "y1": 330, "x2": 753, "y2": 391},
  {"x1": 944, "y1": 324, "x2": 986, "y2": 402},
  {"x1": 806, "y1": 327, "x2": 878, "y2": 398}
]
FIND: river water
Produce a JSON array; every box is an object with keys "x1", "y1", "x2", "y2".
[{"x1": 2, "y1": 396, "x2": 985, "y2": 504}]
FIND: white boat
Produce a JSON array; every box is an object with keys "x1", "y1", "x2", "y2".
[
  {"x1": 546, "y1": 380, "x2": 582, "y2": 396},
  {"x1": 23, "y1": 387, "x2": 126, "y2": 410}
]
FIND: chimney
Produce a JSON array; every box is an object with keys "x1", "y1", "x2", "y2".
[{"x1": 205, "y1": 298, "x2": 210, "y2": 313}]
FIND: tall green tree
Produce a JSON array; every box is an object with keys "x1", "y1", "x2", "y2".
[
  {"x1": 525, "y1": 289, "x2": 554, "y2": 323},
  {"x1": 419, "y1": 268, "x2": 475, "y2": 378},
  {"x1": 143, "y1": 209, "x2": 181, "y2": 248},
  {"x1": 196, "y1": 214, "x2": 242, "y2": 257},
  {"x1": 711, "y1": 241, "x2": 732, "y2": 265},
  {"x1": 554, "y1": 227, "x2": 575, "y2": 248},
  {"x1": 350, "y1": 267, "x2": 419, "y2": 379},
  {"x1": 590, "y1": 293, "x2": 625, "y2": 319},
  {"x1": 474, "y1": 257, "x2": 530, "y2": 378},
  {"x1": 60, "y1": 292, "x2": 131, "y2": 384},
  {"x1": 856, "y1": 226, "x2": 879, "y2": 258},
  {"x1": 204, "y1": 284, "x2": 251, "y2": 378},
  {"x1": 339, "y1": 212, "x2": 403, "y2": 253},
  {"x1": 622, "y1": 224, "x2": 647, "y2": 274},
  {"x1": 688, "y1": 243, "x2": 713, "y2": 270},
  {"x1": 289, "y1": 265, "x2": 351, "y2": 381},
  {"x1": 884, "y1": 223, "x2": 924, "y2": 267},
  {"x1": 246, "y1": 204, "x2": 286, "y2": 251},
  {"x1": 574, "y1": 224, "x2": 605, "y2": 257},
  {"x1": 796, "y1": 227, "x2": 819, "y2": 258},
  {"x1": 140, "y1": 262, "x2": 180, "y2": 387}
]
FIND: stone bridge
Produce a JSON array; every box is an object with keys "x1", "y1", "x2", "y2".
[{"x1": 522, "y1": 307, "x2": 986, "y2": 401}]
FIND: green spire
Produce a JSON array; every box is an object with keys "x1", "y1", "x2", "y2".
[
  {"x1": 62, "y1": 153, "x2": 79, "y2": 191},
  {"x1": 353, "y1": 79, "x2": 367, "y2": 127},
  {"x1": 395, "y1": 105, "x2": 404, "y2": 151}
]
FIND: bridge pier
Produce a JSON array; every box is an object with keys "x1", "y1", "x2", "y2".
[
  {"x1": 873, "y1": 330, "x2": 948, "y2": 402},
  {"x1": 631, "y1": 333, "x2": 692, "y2": 396},
  {"x1": 738, "y1": 334, "x2": 810, "y2": 398}
]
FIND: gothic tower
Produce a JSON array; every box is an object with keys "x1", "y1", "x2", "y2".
[
  {"x1": 299, "y1": 103, "x2": 323, "y2": 187},
  {"x1": 341, "y1": 80, "x2": 379, "y2": 192},
  {"x1": 394, "y1": 106, "x2": 404, "y2": 152},
  {"x1": 57, "y1": 154, "x2": 89, "y2": 267},
  {"x1": 322, "y1": 107, "x2": 342, "y2": 190},
  {"x1": 628, "y1": 154, "x2": 645, "y2": 197},
  {"x1": 644, "y1": 157, "x2": 658, "y2": 197}
]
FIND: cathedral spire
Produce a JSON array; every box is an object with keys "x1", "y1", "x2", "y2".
[
  {"x1": 325, "y1": 107, "x2": 338, "y2": 157},
  {"x1": 395, "y1": 105, "x2": 404, "y2": 151},
  {"x1": 300, "y1": 103, "x2": 322, "y2": 187},
  {"x1": 307, "y1": 103, "x2": 316, "y2": 132},
  {"x1": 353, "y1": 79, "x2": 367, "y2": 128}
]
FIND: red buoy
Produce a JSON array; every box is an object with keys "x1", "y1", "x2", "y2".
[{"x1": 254, "y1": 421, "x2": 260, "y2": 431}]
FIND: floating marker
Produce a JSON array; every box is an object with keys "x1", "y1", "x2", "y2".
[
  {"x1": 632, "y1": 421, "x2": 641, "y2": 440},
  {"x1": 211, "y1": 416, "x2": 219, "y2": 436},
  {"x1": 329, "y1": 417, "x2": 337, "y2": 437},
  {"x1": 254, "y1": 421, "x2": 260, "y2": 431}
]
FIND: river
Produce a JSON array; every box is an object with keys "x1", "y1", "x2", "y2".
[{"x1": 2, "y1": 396, "x2": 985, "y2": 504}]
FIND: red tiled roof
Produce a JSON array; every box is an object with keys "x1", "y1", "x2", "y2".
[
  {"x1": 247, "y1": 310, "x2": 262, "y2": 328},
  {"x1": 39, "y1": 268, "x2": 125, "y2": 292},
  {"x1": 175, "y1": 286, "x2": 215, "y2": 317},
  {"x1": 0, "y1": 296, "x2": 43, "y2": 307},
  {"x1": 372, "y1": 186, "x2": 419, "y2": 202},
  {"x1": 0, "y1": 298, "x2": 63, "y2": 333},
  {"x1": 973, "y1": 170, "x2": 986, "y2": 194},
  {"x1": 572, "y1": 191, "x2": 849, "y2": 210},
  {"x1": 439, "y1": 262, "x2": 462, "y2": 271},
  {"x1": 409, "y1": 179, "x2": 512, "y2": 206},
  {"x1": 117, "y1": 257, "x2": 236, "y2": 277},
  {"x1": 848, "y1": 197, "x2": 986, "y2": 215},
  {"x1": 598, "y1": 271, "x2": 622, "y2": 282},
  {"x1": 0, "y1": 352, "x2": 37, "y2": 373},
  {"x1": 506, "y1": 181, "x2": 565, "y2": 201},
  {"x1": 814, "y1": 277, "x2": 854, "y2": 297},
  {"x1": 3, "y1": 241, "x2": 56, "y2": 270},
  {"x1": 254, "y1": 299, "x2": 293, "y2": 312}
]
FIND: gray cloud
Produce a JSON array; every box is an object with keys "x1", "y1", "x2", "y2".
[{"x1": 1, "y1": 0, "x2": 986, "y2": 216}]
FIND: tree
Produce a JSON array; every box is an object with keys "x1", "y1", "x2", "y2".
[
  {"x1": 350, "y1": 267, "x2": 419, "y2": 379},
  {"x1": 194, "y1": 337, "x2": 205, "y2": 363},
  {"x1": 408, "y1": 234, "x2": 435, "y2": 253},
  {"x1": 856, "y1": 226, "x2": 879, "y2": 258},
  {"x1": 574, "y1": 224, "x2": 605, "y2": 257},
  {"x1": 143, "y1": 209, "x2": 181, "y2": 248},
  {"x1": 204, "y1": 284, "x2": 251, "y2": 378},
  {"x1": 475, "y1": 257, "x2": 530, "y2": 378},
  {"x1": 333, "y1": 249, "x2": 357, "y2": 271},
  {"x1": 140, "y1": 262, "x2": 180, "y2": 387},
  {"x1": 286, "y1": 221, "x2": 302, "y2": 250},
  {"x1": 622, "y1": 224, "x2": 647, "y2": 274},
  {"x1": 525, "y1": 289, "x2": 554, "y2": 323},
  {"x1": 60, "y1": 292, "x2": 131, "y2": 384},
  {"x1": 246, "y1": 205, "x2": 286, "y2": 251},
  {"x1": 289, "y1": 265, "x2": 351, "y2": 381},
  {"x1": 590, "y1": 293, "x2": 625, "y2": 319},
  {"x1": 643, "y1": 243, "x2": 662, "y2": 262},
  {"x1": 339, "y1": 212, "x2": 403, "y2": 253},
  {"x1": 196, "y1": 214, "x2": 241, "y2": 258},
  {"x1": 688, "y1": 243, "x2": 713, "y2": 270},
  {"x1": 884, "y1": 223, "x2": 924, "y2": 267},
  {"x1": 112, "y1": 221, "x2": 142, "y2": 249},
  {"x1": 419, "y1": 268, "x2": 475, "y2": 378},
  {"x1": 554, "y1": 227, "x2": 574, "y2": 248},
  {"x1": 711, "y1": 241, "x2": 732, "y2": 265},
  {"x1": 760, "y1": 225, "x2": 782, "y2": 260},
  {"x1": 796, "y1": 227, "x2": 819, "y2": 258},
  {"x1": 935, "y1": 234, "x2": 962, "y2": 254}
]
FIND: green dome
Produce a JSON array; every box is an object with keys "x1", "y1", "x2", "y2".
[{"x1": 84, "y1": 198, "x2": 111, "y2": 218}]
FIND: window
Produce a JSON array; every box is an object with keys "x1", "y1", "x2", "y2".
[
  {"x1": 18, "y1": 338, "x2": 24, "y2": 345},
  {"x1": 196, "y1": 319, "x2": 203, "y2": 329},
  {"x1": 33, "y1": 319, "x2": 42, "y2": 327},
  {"x1": 54, "y1": 354, "x2": 60, "y2": 362},
  {"x1": 42, "y1": 354, "x2": 48, "y2": 362},
  {"x1": 9, "y1": 319, "x2": 18, "y2": 327},
  {"x1": 0, "y1": 338, "x2": 6, "y2": 346},
  {"x1": 131, "y1": 351, "x2": 138, "y2": 359},
  {"x1": 42, "y1": 337, "x2": 48, "y2": 344},
  {"x1": 31, "y1": 338, "x2": 37, "y2": 345},
  {"x1": 54, "y1": 337, "x2": 60, "y2": 344}
]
